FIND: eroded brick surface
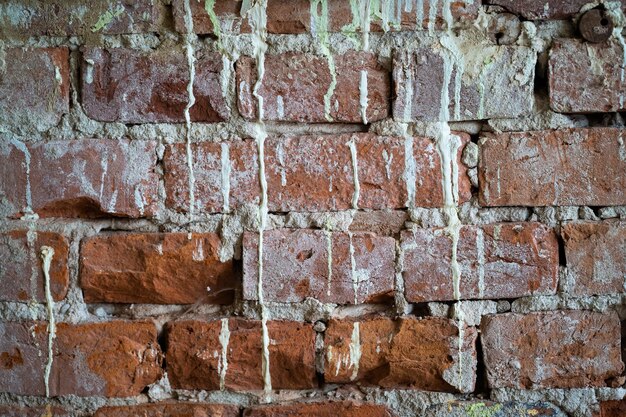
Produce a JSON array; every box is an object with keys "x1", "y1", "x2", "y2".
[
  {"x1": 324, "y1": 316, "x2": 477, "y2": 392},
  {"x1": 0, "y1": 139, "x2": 158, "y2": 218},
  {"x1": 82, "y1": 48, "x2": 228, "y2": 123},
  {"x1": 166, "y1": 319, "x2": 316, "y2": 390},
  {"x1": 481, "y1": 311, "x2": 624, "y2": 389},
  {"x1": 479, "y1": 128, "x2": 626, "y2": 206},
  {"x1": 244, "y1": 401, "x2": 394, "y2": 417},
  {"x1": 0, "y1": 321, "x2": 162, "y2": 397},
  {"x1": 94, "y1": 403, "x2": 240, "y2": 417},
  {"x1": 0, "y1": 48, "x2": 69, "y2": 132},
  {"x1": 485, "y1": 0, "x2": 624, "y2": 20},
  {"x1": 243, "y1": 230, "x2": 395, "y2": 304},
  {"x1": 0, "y1": 1, "x2": 158, "y2": 37},
  {"x1": 163, "y1": 140, "x2": 259, "y2": 213},
  {"x1": 0, "y1": 230, "x2": 69, "y2": 302},
  {"x1": 562, "y1": 221, "x2": 626, "y2": 296},
  {"x1": 173, "y1": 0, "x2": 480, "y2": 34},
  {"x1": 549, "y1": 39, "x2": 626, "y2": 113},
  {"x1": 81, "y1": 233, "x2": 237, "y2": 304},
  {"x1": 237, "y1": 52, "x2": 390, "y2": 123},
  {"x1": 402, "y1": 223, "x2": 559, "y2": 302},
  {"x1": 393, "y1": 44, "x2": 535, "y2": 122}
]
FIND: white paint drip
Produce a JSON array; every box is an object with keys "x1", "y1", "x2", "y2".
[
  {"x1": 619, "y1": 132, "x2": 626, "y2": 162},
  {"x1": 359, "y1": 70, "x2": 369, "y2": 124},
  {"x1": 11, "y1": 138, "x2": 35, "y2": 217},
  {"x1": 441, "y1": 0, "x2": 452, "y2": 30},
  {"x1": 428, "y1": 0, "x2": 439, "y2": 34},
  {"x1": 347, "y1": 136, "x2": 360, "y2": 209},
  {"x1": 402, "y1": 124, "x2": 416, "y2": 209},
  {"x1": 40, "y1": 246, "x2": 55, "y2": 398},
  {"x1": 382, "y1": 149, "x2": 393, "y2": 180},
  {"x1": 615, "y1": 31, "x2": 626, "y2": 109},
  {"x1": 476, "y1": 227, "x2": 485, "y2": 298},
  {"x1": 360, "y1": 0, "x2": 371, "y2": 51},
  {"x1": 348, "y1": 232, "x2": 359, "y2": 304},
  {"x1": 182, "y1": 0, "x2": 197, "y2": 225},
  {"x1": 244, "y1": 0, "x2": 272, "y2": 399},
  {"x1": 220, "y1": 143, "x2": 231, "y2": 212},
  {"x1": 349, "y1": 322, "x2": 361, "y2": 381},
  {"x1": 276, "y1": 140, "x2": 287, "y2": 186},
  {"x1": 325, "y1": 230, "x2": 333, "y2": 297},
  {"x1": 218, "y1": 318, "x2": 230, "y2": 390},
  {"x1": 440, "y1": 35, "x2": 465, "y2": 121},
  {"x1": 311, "y1": 0, "x2": 337, "y2": 121},
  {"x1": 402, "y1": 61, "x2": 414, "y2": 121},
  {"x1": 276, "y1": 95, "x2": 284, "y2": 119},
  {"x1": 192, "y1": 239, "x2": 205, "y2": 261}
]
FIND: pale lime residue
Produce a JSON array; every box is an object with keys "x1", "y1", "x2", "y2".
[
  {"x1": 310, "y1": 0, "x2": 337, "y2": 121},
  {"x1": 466, "y1": 402, "x2": 503, "y2": 417},
  {"x1": 182, "y1": 0, "x2": 197, "y2": 226},
  {"x1": 90, "y1": 4, "x2": 124, "y2": 32},
  {"x1": 205, "y1": 0, "x2": 222, "y2": 47},
  {"x1": 40, "y1": 246, "x2": 55, "y2": 397}
]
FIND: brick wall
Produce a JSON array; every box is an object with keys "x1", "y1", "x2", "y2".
[{"x1": 1, "y1": 1, "x2": 625, "y2": 416}]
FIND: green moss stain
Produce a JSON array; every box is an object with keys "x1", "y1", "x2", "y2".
[
  {"x1": 90, "y1": 4, "x2": 124, "y2": 32},
  {"x1": 205, "y1": 0, "x2": 222, "y2": 48},
  {"x1": 465, "y1": 403, "x2": 503, "y2": 417},
  {"x1": 310, "y1": 0, "x2": 337, "y2": 121}
]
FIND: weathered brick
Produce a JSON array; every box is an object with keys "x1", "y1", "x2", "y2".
[
  {"x1": 94, "y1": 403, "x2": 239, "y2": 417},
  {"x1": 481, "y1": 311, "x2": 624, "y2": 389},
  {"x1": 0, "y1": 139, "x2": 158, "y2": 218},
  {"x1": 485, "y1": 0, "x2": 624, "y2": 20},
  {"x1": 0, "y1": 405, "x2": 67, "y2": 417},
  {"x1": 0, "y1": 321, "x2": 162, "y2": 396},
  {"x1": 478, "y1": 128, "x2": 626, "y2": 207},
  {"x1": 324, "y1": 316, "x2": 477, "y2": 392},
  {"x1": 424, "y1": 401, "x2": 566, "y2": 417},
  {"x1": 594, "y1": 400, "x2": 626, "y2": 417},
  {"x1": 265, "y1": 133, "x2": 470, "y2": 211},
  {"x1": 81, "y1": 233, "x2": 237, "y2": 304},
  {"x1": 0, "y1": 1, "x2": 158, "y2": 37},
  {"x1": 244, "y1": 401, "x2": 393, "y2": 417},
  {"x1": 393, "y1": 44, "x2": 535, "y2": 121},
  {"x1": 243, "y1": 230, "x2": 395, "y2": 304},
  {"x1": 236, "y1": 52, "x2": 390, "y2": 123},
  {"x1": 562, "y1": 221, "x2": 626, "y2": 296},
  {"x1": 82, "y1": 48, "x2": 228, "y2": 123},
  {"x1": 173, "y1": 0, "x2": 480, "y2": 34},
  {"x1": 163, "y1": 140, "x2": 259, "y2": 213},
  {"x1": 0, "y1": 230, "x2": 69, "y2": 302},
  {"x1": 401, "y1": 223, "x2": 559, "y2": 302},
  {"x1": 549, "y1": 39, "x2": 626, "y2": 114},
  {"x1": 166, "y1": 319, "x2": 316, "y2": 390},
  {"x1": 0, "y1": 48, "x2": 69, "y2": 131}
]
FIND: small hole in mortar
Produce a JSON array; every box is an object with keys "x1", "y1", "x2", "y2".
[{"x1": 601, "y1": 18, "x2": 610, "y2": 26}]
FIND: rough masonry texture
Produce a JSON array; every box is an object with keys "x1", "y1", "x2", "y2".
[{"x1": 1, "y1": 0, "x2": 626, "y2": 416}]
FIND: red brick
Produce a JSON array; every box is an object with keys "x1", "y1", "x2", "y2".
[
  {"x1": 244, "y1": 401, "x2": 393, "y2": 417},
  {"x1": 173, "y1": 0, "x2": 479, "y2": 34},
  {"x1": 243, "y1": 229, "x2": 395, "y2": 304},
  {"x1": 481, "y1": 311, "x2": 624, "y2": 389},
  {"x1": 264, "y1": 133, "x2": 470, "y2": 211},
  {"x1": 401, "y1": 223, "x2": 559, "y2": 302},
  {"x1": 549, "y1": 39, "x2": 626, "y2": 113},
  {"x1": 0, "y1": 405, "x2": 67, "y2": 417},
  {"x1": 426, "y1": 401, "x2": 565, "y2": 416},
  {"x1": 594, "y1": 400, "x2": 626, "y2": 417},
  {"x1": 236, "y1": 52, "x2": 390, "y2": 123},
  {"x1": 485, "y1": 0, "x2": 624, "y2": 20},
  {"x1": 0, "y1": 321, "x2": 162, "y2": 397},
  {"x1": 393, "y1": 45, "x2": 535, "y2": 122},
  {"x1": 0, "y1": 230, "x2": 69, "y2": 302},
  {"x1": 166, "y1": 319, "x2": 316, "y2": 390},
  {"x1": 0, "y1": 1, "x2": 158, "y2": 37},
  {"x1": 324, "y1": 316, "x2": 477, "y2": 392},
  {"x1": 478, "y1": 128, "x2": 626, "y2": 206},
  {"x1": 81, "y1": 48, "x2": 228, "y2": 123},
  {"x1": 0, "y1": 139, "x2": 158, "y2": 218},
  {"x1": 94, "y1": 403, "x2": 239, "y2": 417},
  {"x1": 562, "y1": 221, "x2": 626, "y2": 296},
  {"x1": 163, "y1": 140, "x2": 259, "y2": 214},
  {"x1": 0, "y1": 48, "x2": 69, "y2": 131},
  {"x1": 81, "y1": 233, "x2": 237, "y2": 304}
]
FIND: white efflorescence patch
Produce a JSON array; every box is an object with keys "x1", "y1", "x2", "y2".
[
  {"x1": 349, "y1": 321, "x2": 361, "y2": 381},
  {"x1": 359, "y1": 70, "x2": 369, "y2": 124},
  {"x1": 220, "y1": 143, "x2": 231, "y2": 213},
  {"x1": 347, "y1": 136, "x2": 360, "y2": 209},
  {"x1": 40, "y1": 245, "x2": 55, "y2": 398},
  {"x1": 325, "y1": 229, "x2": 333, "y2": 297}
]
